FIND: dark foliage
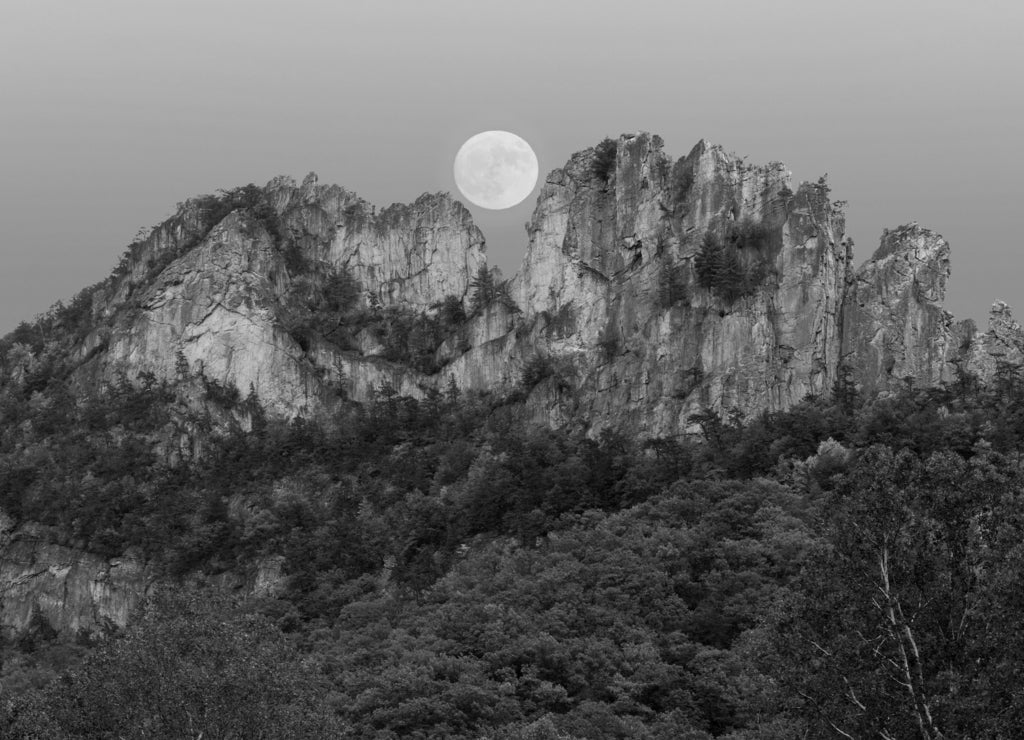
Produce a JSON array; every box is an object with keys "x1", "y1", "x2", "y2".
[
  {"x1": 280, "y1": 265, "x2": 363, "y2": 352},
  {"x1": 201, "y1": 375, "x2": 241, "y2": 409},
  {"x1": 469, "y1": 264, "x2": 518, "y2": 315},
  {"x1": 669, "y1": 158, "x2": 696, "y2": 210},
  {"x1": 657, "y1": 263, "x2": 689, "y2": 309},
  {"x1": 520, "y1": 355, "x2": 555, "y2": 389},
  {"x1": 434, "y1": 294, "x2": 468, "y2": 327},
  {"x1": 6, "y1": 325, "x2": 1024, "y2": 736},
  {"x1": 1, "y1": 587, "x2": 343, "y2": 738},
  {"x1": 591, "y1": 138, "x2": 618, "y2": 183},
  {"x1": 694, "y1": 219, "x2": 774, "y2": 302}
]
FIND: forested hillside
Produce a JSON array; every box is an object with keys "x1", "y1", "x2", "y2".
[
  {"x1": 2, "y1": 324, "x2": 1024, "y2": 737},
  {"x1": 1, "y1": 146, "x2": 1022, "y2": 736}
]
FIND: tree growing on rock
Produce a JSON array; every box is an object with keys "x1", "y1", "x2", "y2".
[{"x1": 469, "y1": 264, "x2": 517, "y2": 315}]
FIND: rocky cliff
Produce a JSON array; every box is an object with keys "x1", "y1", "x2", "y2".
[
  {"x1": 60, "y1": 132, "x2": 1024, "y2": 434},
  {"x1": 0, "y1": 518, "x2": 149, "y2": 638},
  {"x1": 3, "y1": 131, "x2": 1022, "y2": 637},
  {"x1": 0, "y1": 516, "x2": 286, "y2": 637},
  {"x1": 504, "y1": 133, "x2": 852, "y2": 436},
  {"x1": 841, "y1": 223, "x2": 958, "y2": 394}
]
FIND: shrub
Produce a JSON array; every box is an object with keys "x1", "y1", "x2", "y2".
[
  {"x1": 670, "y1": 159, "x2": 696, "y2": 209},
  {"x1": 202, "y1": 376, "x2": 241, "y2": 409},
  {"x1": 358, "y1": 306, "x2": 448, "y2": 374},
  {"x1": 342, "y1": 201, "x2": 371, "y2": 230},
  {"x1": 520, "y1": 355, "x2": 572, "y2": 392},
  {"x1": 1, "y1": 588, "x2": 343, "y2": 738},
  {"x1": 280, "y1": 266, "x2": 362, "y2": 351},
  {"x1": 695, "y1": 219, "x2": 774, "y2": 303},
  {"x1": 591, "y1": 138, "x2": 618, "y2": 183},
  {"x1": 541, "y1": 305, "x2": 576, "y2": 339},
  {"x1": 657, "y1": 264, "x2": 688, "y2": 309},
  {"x1": 521, "y1": 356, "x2": 555, "y2": 389},
  {"x1": 469, "y1": 265, "x2": 517, "y2": 315},
  {"x1": 727, "y1": 217, "x2": 772, "y2": 251},
  {"x1": 319, "y1": 268, "x2": 360, "y2": 315},
  {"x1": 695, "y1": 231, "x2": 725, "y2": 290},
  {"x1": 434, "y1": 294, "x2": 468, "y2": 329}
]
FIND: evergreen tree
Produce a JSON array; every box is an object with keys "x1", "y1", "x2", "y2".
[
  {"x1": 719, "y1": 246, "x2": 747, "y2": 302},
  {"x1": 695, "y1": 232, "x2": 724, "y2": 290}
]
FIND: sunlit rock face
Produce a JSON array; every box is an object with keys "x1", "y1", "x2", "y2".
[
  {"x1": 265, "y1": 173, "x2": 487, "y2": 311},
  {"x1": 841, "y1": 223, "x2": 958, "y2": 395},
  {"x1": 12, "y1": 132, "x2": 1024, "y2": 638},
  {"x1": 84, "y1": 176, "x2": 487, "y2": 416},
  {"x1": 0, "y1": 518, "x2": 290, "y2": 638},
  {"x1": 68, "y1": 133, "x2": 1021, "y2": 435},
  {"x1": 0, "y1": 519, "x2": 151, "y2": 637},
  {"x1": 963, "y1": 301, "x2": 1024, "y2": 383},
  {"x1": 505, "y1": 133, "x2": 851, "y2": 437},
  {"x1": 99, "y1": 211, "x2": 319, "y2": 417},
  {"x1": 329, "y1": 193, "x2": 486, "y2": 310}
]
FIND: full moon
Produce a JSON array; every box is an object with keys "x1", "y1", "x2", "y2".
[{"x1": 453, "y1": 131, "x2": 539, "y2": 210}]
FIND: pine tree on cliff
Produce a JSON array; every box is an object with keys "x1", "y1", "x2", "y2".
[
  {"x1": 719, "y1": 247, "x2": 747, "y2": 302},
  {"x1": 469, "y1": 264, "x2": 516, "y2": 315},
  {"x1": 695, "y1": 232, "x2": 724, "y2": 291}
]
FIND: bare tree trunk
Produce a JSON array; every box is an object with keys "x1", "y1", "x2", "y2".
[{"x1": 878, "y1": 546, "x2": 944, "y2": 739}]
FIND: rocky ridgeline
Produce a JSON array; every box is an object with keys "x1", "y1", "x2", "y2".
[
  {"x1": 3, "y1": 133, "x2": 1023, "y2": 635},
  {"x1": 69, "y1": 132, "x2": 1024, "y2": 436}
]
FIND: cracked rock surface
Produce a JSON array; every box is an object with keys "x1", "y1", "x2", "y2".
[
  {"x1": 72, "y1": 134, "x2": 1024, "y2": 436},
  {"x1": 6, "y1": 132, "x2": 1024, "y2": 636},
  {"x1": 842, "y1": 223, "x2": 957, "y2": 394}
]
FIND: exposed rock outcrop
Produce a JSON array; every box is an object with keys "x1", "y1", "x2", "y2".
[
  {"x1": 0, "y1": 519, "x2": 151, "y2": 637},
  {"x1": 66, "y1": 133, "x2": 1018, "y2": 437},
  {"x1": 964, "y1": 301, "x2": 1024, "y2": 382},
  {"x1": 841, "y1": 223, "x2": 957, "y2": 394},
  {"x1": 504, "y1": 133, "x2": 851, "y2": 436},
  {"x1": 0, "y1": 517, "x2": 291, "y2": 637},
  {"x1": 5, "y1": 131, "x2": 1024, "y2": 638},
  {"x1": 84, "y1": 181, "x2": 487, "y2": 417}
]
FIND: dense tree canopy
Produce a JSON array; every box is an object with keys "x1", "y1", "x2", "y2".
[{"x1": 3, "y1": 310, "x2": 1024, "y2": 736}]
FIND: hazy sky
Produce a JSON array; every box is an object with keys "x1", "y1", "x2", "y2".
[{"x1": 2, "y1": 0, "x2": 1022, "y2": 333}]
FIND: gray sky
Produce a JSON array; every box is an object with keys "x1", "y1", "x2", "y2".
[{"x1": 2, "y1": 0, "x2": 1022, "y2": 333}]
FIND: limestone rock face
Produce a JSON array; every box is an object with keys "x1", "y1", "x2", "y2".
[
  {"x1": 0, "y1": 520, "x2": 296, "y2": 638},
  {"x1": 841, "y1": 223, "x2": 957, "y2": 394},
  {"x1": 10, "y1": 131, "x2": 1024, "y2": 638},
  {"x1": 85, "y1": 180, "x2": 487, "y2": 416},
  {"x1": 330, "y1": 193, "x2": 487, "y2": 309},
  {"x1": 62, "y1": 134, "x2": 1017, "y2": 433},
  {"x1": 964, "y1": 301, "x2": 1024, "y2": 382},
  {"x1": 99, "y1": 212, "x2": 319, "y2": 417},
  {"x1": 71, "y1": 135, "x2": 857, "y2": 437},
  {"x1": 505, "y1": 133, "x2": 850, "y2": 436},
  {"x1": 0, "y1": 520, "x2": 151, "y2": 637}
]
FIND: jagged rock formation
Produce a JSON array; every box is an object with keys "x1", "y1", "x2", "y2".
[
  {"x1": 841, "y1": 223, "x2": 958, "y2": 394},
  {"x1": 0, "y1": 518, "x2": 150, "y2": 636},
  {"x1": 77, "y1": 178, "x2": 486, "y2": 417},
  {"x1": 505, "y1": 134, "x2": 851, "y2": 436},
  {"x1": 963, "y1": 301, "x2": 1024, "y2": 382},
  {"x1": 63, "y1": 131, "x2": 1024, "y2": 435},
  {"x1": 4, "y1": 131, "x2": 1024, "y2": 637},
  {"x1": 0, "y1": 514, "x2": 287, "y2": 637}
]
